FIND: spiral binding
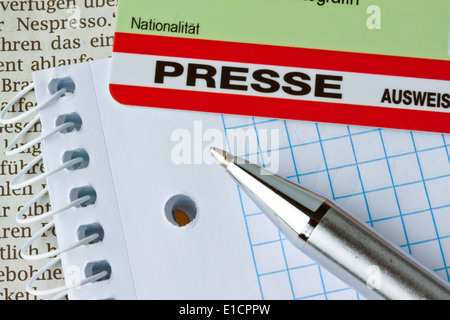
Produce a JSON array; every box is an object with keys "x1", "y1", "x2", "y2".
[{"x1": 1, "y1": 82, "x2": 108, "y2": 300}]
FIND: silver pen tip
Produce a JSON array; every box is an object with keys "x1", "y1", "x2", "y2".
[{"x1": 210, "y1": 147, "x2": 235, "y2": 168}]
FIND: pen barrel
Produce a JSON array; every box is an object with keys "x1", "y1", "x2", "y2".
[{"x1": 302, "y1": 207, "x2": 450, "y2": 300}]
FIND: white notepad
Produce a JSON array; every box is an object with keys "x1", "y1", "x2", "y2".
[{"x1": 27, "y1": 58, "x2": 449, "y2": 300}]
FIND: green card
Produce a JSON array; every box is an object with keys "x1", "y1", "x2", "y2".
[{"x1": 110, "y1": 0, "x2": 450, "y2": 133}]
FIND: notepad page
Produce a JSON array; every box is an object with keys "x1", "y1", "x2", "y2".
[
  {"x1": 35, "y1": 59, "x2": 261, "y2": 299},
  {"x1": 220, "y1": 116, "x2": 450, "y2": 299},
  {"x1": 34, "y1": 58, "x2": 449, "y2": 300},
  {"x1": 89, "y1": 60, "x2": 263, "y2": 299}
]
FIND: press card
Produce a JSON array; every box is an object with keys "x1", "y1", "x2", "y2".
[{"x1": 109, "y1": 0, "x2": 450, "y2": 133}]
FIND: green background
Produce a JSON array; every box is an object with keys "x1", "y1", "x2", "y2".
[{"x1": 116, "y1": 0, "x2": 450, "y2": 60}]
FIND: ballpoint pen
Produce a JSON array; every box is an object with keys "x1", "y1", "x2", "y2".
[{"x1": 210, "y1": 147, "x2": 450, "y2": 300}]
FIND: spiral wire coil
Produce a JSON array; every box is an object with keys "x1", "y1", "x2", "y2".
[{"x1": 0, "y1": 83, "x2": 107, "y2": 300}]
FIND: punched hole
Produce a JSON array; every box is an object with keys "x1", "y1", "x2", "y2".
[
  {"x1": 56, "y1": 113, "x2": 82, "y2": 133},
  {"x1": 77, "y1": 223, "x2": 104, "y2": 244},
  {"x1": 85, "y1": 261, "x2": 111, "y2": 282},
  {"x1": 164, "y1": 194, "x2": 197, "y2": 227},
  {"x1": 48, "y1": 77, "x2": 76, "y2": 97},
  {"x1": 63, "y1": 149, "x2": 89, "y2": 171},
  {"x1": 70, "y1": 186, "x2": 97, "y2": 208}
]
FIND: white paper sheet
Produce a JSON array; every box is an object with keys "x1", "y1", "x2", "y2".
[{"x1": 33, "y1": 59, "x2": 450, "y2": 300}]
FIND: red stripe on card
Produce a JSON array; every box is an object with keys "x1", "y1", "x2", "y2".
[
  {"x1": 109, "y1": 84, "x2": 450, "y2": 134},
  {"x1": 113, "y1": 32, "x2": 450, "y2": 81}
]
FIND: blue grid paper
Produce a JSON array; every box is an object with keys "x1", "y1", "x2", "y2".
[{"x1": 221, "y1": 115, "x2": 450, "y2": 300}]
